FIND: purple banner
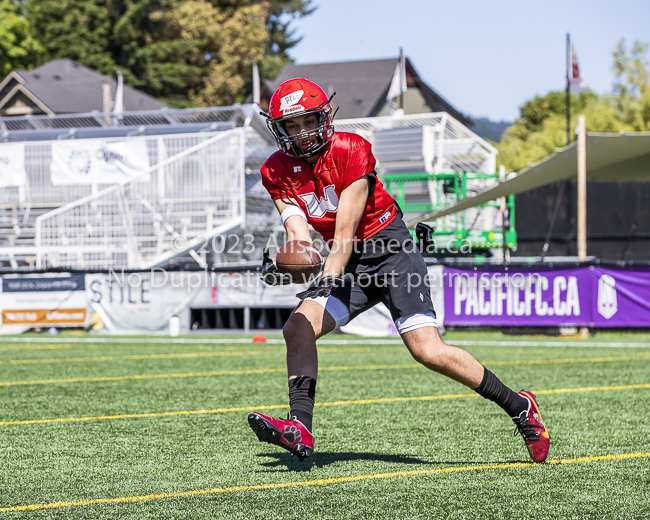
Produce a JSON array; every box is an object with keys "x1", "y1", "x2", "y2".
[{"x1": 442, "y1": 266, "x2": 650, "y2": 328}]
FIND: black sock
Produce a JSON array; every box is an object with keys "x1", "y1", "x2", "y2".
[
  {"x1": 288, "y1": 376, "x2": 316, "y2": 432},
  {"x1": 474, "y1": 368, "x2": 528, "y2": 418}
]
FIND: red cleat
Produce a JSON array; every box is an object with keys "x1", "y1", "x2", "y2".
[
  {"x1": 248, "y1": 412, "x2": 314, "y2": 460},
  {"x1": 512, "y1": 390, "x2": 550, "y2": 462}
]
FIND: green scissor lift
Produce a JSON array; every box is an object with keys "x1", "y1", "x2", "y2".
[{"x1": 381, "y1": 171, "x2": 517, "y2": 257}]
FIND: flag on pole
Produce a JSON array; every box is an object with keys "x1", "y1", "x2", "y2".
[
  {"x1": 568, "y1": 42, "x2": 587, "y2": 93},
  {"x1": 114, "y1": 71, "x2": 124, "y2": 114},
  {"x1": 252, "y1": 61, "x2": 260, "y2": 105},
  {"x1": 386, "y1": 49, "x2": 407, "y2": 116}
]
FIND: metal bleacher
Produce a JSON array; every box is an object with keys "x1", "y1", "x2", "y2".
[{"x1": 0, "y1": 105, "x2": 278, "y2": 269}]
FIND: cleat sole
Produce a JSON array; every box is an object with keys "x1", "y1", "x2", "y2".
[
  {"x1": 247, "y1": 413, "x2": 314, "y2": 460},
  {"x1": 248, "y1": 413, "x2": 280, "y2": 445}
]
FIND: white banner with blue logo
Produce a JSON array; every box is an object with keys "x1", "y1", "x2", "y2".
[
  {"x1": 50, "y1": 138, "x2": 151, "y2": 185},
  {"x1": 0, "y1": 142, "x2": 26, "y2": 187}
]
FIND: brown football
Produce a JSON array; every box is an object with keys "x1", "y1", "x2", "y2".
[{"x1": 276, "y1": 240, "x2": 322, "y2": 283}]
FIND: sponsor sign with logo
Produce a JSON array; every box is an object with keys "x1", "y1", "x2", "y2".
[
  {"x1": 444, "y1": 268, "x2": 590, "y2": 326},
  {"x1": 443, "y1": 267, "x2": 650, "y2": 327},
  {"x1": 51, "y1": 138, "x2": 151, "y2": 185},
  {"x1": 0, "y1": 275, "x2": 87, "y2": 327}
]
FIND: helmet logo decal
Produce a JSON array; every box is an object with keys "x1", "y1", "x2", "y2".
[{"x1": 280, "y1": 90, "x2": 305, "y2": 115}]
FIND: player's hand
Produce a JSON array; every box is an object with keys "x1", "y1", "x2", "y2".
[
  {"x1": 261, "y1": 248, "x2": 293, "y2": 286},
  {"x1": 295, "y1": 273, "x2": 349, "y2": 299}
]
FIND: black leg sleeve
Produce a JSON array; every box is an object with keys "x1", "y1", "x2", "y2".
[{"x1": 288, "y1": 376, "x2": 316, "y2": 432}]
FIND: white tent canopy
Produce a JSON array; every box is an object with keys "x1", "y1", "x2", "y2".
[{"x1": 424, "y1": 132, "x2": 650, "y2": 221}]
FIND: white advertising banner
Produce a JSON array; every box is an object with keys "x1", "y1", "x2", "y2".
[
  {"x1": 51, "y1": 139, "x2": 150, "y2": 185},
  {"x1": 0, "y1": 142, "x2": 26, "y2": 187},
  {"x1": 85, "y1": 270, "x2": 205, "y2": 332},
  {"x1": 191, "y1": 272, "x2": 307, "y2": 308},
  {"x1": 0, "y1": 274, "x2": 87, "y2": 328},
  {"x1": 191, "y1": 266, "x2": 446, "y2": 337},
  {"x1": 79, "y1": 265, "x2": 446, "y2": 335}
]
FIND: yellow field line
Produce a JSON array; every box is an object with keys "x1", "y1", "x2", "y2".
[
  {"x1": 534, "y1": 384, "x2": 650, "y2": 395},
  {"x1": 0, "y1": 343, "x2": 550, "y2": 354},
  {"x1": 0, "y1": 364, "x2": 420, "y2": 387},
  {"x1": 1, "y1": 452, "x2": 647, "y2": 513},
  {"x1": 2, "y1": 383, "x2": 649, "y2": 426},
  {"x1": 0, "y1": 343, "x2": 252, "y2": 352},
  {"x1": 0, "y1": 344, "x2": 77, "y2": 352},
  {"x1": 0, "y1": 347, "x2": 369, "y2": 365},
  {"x1": 484, "y1": 355, "x2": 650, "y2": 366},
  {"x1": 2, "y1": 354, "x2": 649, "y2": 387}
]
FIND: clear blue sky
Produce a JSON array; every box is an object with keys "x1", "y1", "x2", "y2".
[{"x1": 288, "y1": 0, "x2": 650, "y2": 122}]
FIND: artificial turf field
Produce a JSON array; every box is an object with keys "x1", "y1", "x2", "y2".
[{"x1": 0, "y1": 331, "x2": 648, "y2": 519}]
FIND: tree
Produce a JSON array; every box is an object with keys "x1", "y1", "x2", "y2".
[
  {"x1": 613, "y1": 39, "x2": 650, "y2": 131},
  {"x1": 497, "y1": 40, "x2": 649, "y2": 172},
  {"x1": 261, "y1": 0, "x2": 315, "y2": 81},
  {"x1": 111, "y1": 0, "x2": 206, "y2": 102},
  {"x1": 26, "y1": 0, "x2": 204, "y2": 99},
  {"x1": 24, "y1": 0, "x2": 313, "y2": 107},
  {"x1": 174, "y1": 0, "x2": 270, "y2": 106},
  {"x1": 0, "y1": 0, "x2": 43, "y2": 76},
  {"x1": 496, "y1": 91, "x2": 631, "y2": 173}
]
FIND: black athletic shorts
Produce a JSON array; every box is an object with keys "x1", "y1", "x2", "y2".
[{"x1": 328, "y1": 216, "x2": 435, "y2": 322}]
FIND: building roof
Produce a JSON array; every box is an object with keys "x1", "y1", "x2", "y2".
[
  {"x1": 262, "y1": 57, "x2": 469, "y2": 125},
  {"x1": 0, "y1": 59, "x2": 166, "y2": 115}
]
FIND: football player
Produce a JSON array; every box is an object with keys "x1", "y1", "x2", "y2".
[{"x1": 247, "y1": 78, "x2": 549, "y2": 463}]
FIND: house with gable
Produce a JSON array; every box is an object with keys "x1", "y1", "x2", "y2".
[
  {"x1": 0, "y1": 59, "x2": 166, "y2": 117},
  {"x1": 259, "y1": 57, "x2": 471, "y2": 126}
]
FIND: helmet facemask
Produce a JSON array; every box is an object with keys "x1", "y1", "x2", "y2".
[{"x1": 267, "y1": 100, "x2": 335, "y2": 158}]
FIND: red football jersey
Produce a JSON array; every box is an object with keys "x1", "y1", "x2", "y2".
[{"x1": 261, "y1": 132, "x2": 397, "y2": 243}]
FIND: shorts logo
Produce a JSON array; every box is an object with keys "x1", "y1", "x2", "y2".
[
  {"x1": 379, "y1": 210, "x2": 391, "y2": 223},
  {"x1": 299, "y1": 184, "x2": 339, "y2": 218},
  {"x1": 280, "y1": 90, "x2": 305, "y2": 115},
  {"x1": 294, "y1": 166, "x2": 301, "y2": 172}
]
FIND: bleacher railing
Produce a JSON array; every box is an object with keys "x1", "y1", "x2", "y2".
[
  {"x1": 34, "y1": 129, "x2": 246, "y2": 270},
  {"x1": 1, "y1": 106, "x2": 252, "y2": 133},
  {"x1": 335, "y1": 112, "x2": 497, "y2": 175}
]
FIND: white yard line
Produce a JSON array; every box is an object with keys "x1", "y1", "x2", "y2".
[{"x1": 0, "y1": 337, "x2": 648, "y2": 348}]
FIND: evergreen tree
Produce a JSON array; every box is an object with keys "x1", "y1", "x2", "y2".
[
  {"x1": 261, "y1": 0, "x2": 314, "y2": 81},
  {"x1": 27, "y1": 0, "x2": 117, "y2": 75},
  {"x1": 24, "y1": 0, "x2": 313, "y2": 106}
]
